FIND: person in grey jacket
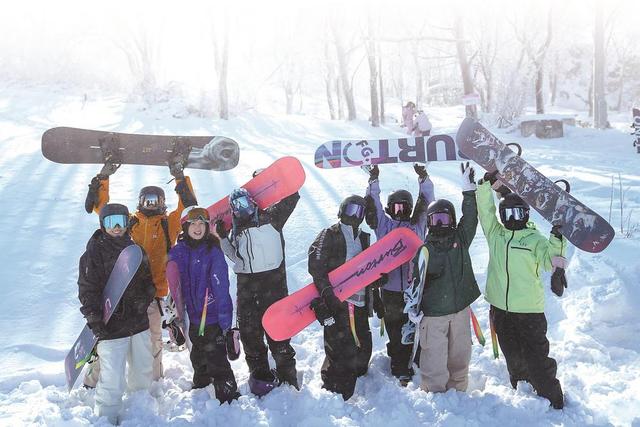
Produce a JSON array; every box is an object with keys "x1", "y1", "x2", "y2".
[
  {"x1": 215, "y1": 185, "x2": 300, "y2": 396},
  {"x1": 365, "y1": 163, "x2": 435, "y2": 384}
]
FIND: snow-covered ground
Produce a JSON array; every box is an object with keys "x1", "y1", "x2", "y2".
[{"x1": 0, "y1": 84, "x2": 639, "y2": 426}]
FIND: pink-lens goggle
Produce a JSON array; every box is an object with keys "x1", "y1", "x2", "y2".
[{"x1": 428, "y1": 212, "x2": 451, "y2": 227}]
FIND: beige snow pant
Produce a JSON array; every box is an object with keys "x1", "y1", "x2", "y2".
[
  {"x1": 83, "y1": 301, "x2": 163, "y2": 388},
  {"x1": 94, "y1": 329, "x2": 152, "y2": 424},
  {"x1": 418, "y1": 307, "x2": 472, "y2": 393}
]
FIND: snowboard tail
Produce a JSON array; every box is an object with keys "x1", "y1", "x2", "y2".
[
  {"x1": 64, "y1": 245, "x2": 144, "y2": 391},
  {"x1": 455, "y1": 118, "x2": 614, "y2": 253},
  {"x1": 262, "y1": 228, "x2": 423, "y2": 341},
  {"x1": 42, "y1": 127, "x2": 240, "y2": 171}
]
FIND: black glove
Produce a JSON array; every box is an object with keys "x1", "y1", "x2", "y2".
[
  {"x1": 368, "y1": 165, "x2": 379, "y2": 181},
  {"x1": 225, "y1": 328, "x2": 241, "y2": 360},
  {"x1": 169, "y1": 160, "x2": 185, "y2": 180},
  {"x1": 88, "y1": 320, "x2": 108, "y2": 340},
  {"x1": 364, "y1": 195, "x2": 378, "y2": 230},
  {"x1": 551, "y1": 224, "x2": 563, "y2": 240},
  {"x1": 310, "y1": 297, "x2": 336, "y2": 327},
  {"x1": 371, "y1": 272, "x2": 388, "y2": 289},
  {"x1": 480, "y1": 170, "x2": 499, "y2": 186},
  {"x1": 85, "y1": 176, "x2": 102, "y2": 214},
  {"x1": 551, "y1": 268, "x2": 568, "y2": 297},
  {"x1": 414, "y1": 163, "x2": 429, "y2": 181},
  {"x1": 215, "y1": 220, "x2": 229, "y2": 239},
  {"x1": 321, "y1": 287, "x2": 343, "y2": 314},
  {"x1": 372, "y1": 290, "x2": 385, "y2": 319},
  {"x1": 98, "y1": 162, "x2": 119, "y2": 180}
]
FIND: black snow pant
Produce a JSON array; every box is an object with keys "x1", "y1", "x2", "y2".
[
  {"x1": 382, "y1": 289, "x2": 414, "y2": 378},
  {"x1": 236, "y1": 265, "x2": 296, "y2": 379},
  {"x1": 321, "y1": 302, "x2": 372, "y2": 401},
  {"x1": 491, "y1": 306, "x2": 564, "y2": 409},
  {"x1": 188, "y1": 324, "x2": 238, "y2": 394}
]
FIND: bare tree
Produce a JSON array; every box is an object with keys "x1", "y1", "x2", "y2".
[
  {"x1": 379, "y1": 53, "x2": 385, "y2": 124},
  {"x1": 331, "y1": 22, "x2": 357, "y2": 120},
  {"x1": 323, "y1": 39, "x2": 338, "y2": 120},
  {"x1": 593, "y1": 0, "x2": 608, "y2": 128},
  {"x1": 212, "y1": 16, "x2": 229, "y2": 120},
  {"x1": 453, "y1": 13, "x2": 477, "y2": 119},
  {"x1": 366, "y1": 11, "x2": 380, "y2": 127}
]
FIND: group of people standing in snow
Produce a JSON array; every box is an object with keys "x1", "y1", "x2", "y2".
[
  {"x1": 402, "y1": 101, "x2": 432, "y2": 137},
  {"x1": 77, "y1": 138, "x2": 568, "y2": 424}
]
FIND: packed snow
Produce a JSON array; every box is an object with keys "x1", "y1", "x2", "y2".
[{"x1": 0, "y1": 84, "x2": 639, "y2": 427}]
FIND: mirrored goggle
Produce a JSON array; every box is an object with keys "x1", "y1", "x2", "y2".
[
  {"x1": 427, "y1": 212, "x2": 452, "y2": 227},
  {"x1": 186, "y1": 208, "x2": 209, "y2": 223},
  {"x1": 392, "y1": 202, "x2": 410, "y2": 215},
  {"x1": 141, "y1": 194, "x2": 162, "y2": 208},
  {"x1": 103, "y1": 214, "x2": 128, "y2": 229},
  {"x1": 503, "y1": 207, "x2": 527, "y2": 221},
  {"x1": 231, "y1": 195, "x2": 253, "y2": 211},
  {"x1": 343, "y1": 203, "x2": 365, "y2": 219}
]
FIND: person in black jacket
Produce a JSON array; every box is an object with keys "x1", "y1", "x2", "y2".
[
  {"x1": 215, "y1": 183, "x2": 300, "y2": 396},
  {"x1": 308, "y1": 195, "x2": 385, "y2": 401},
  {"x1": 78, "y1": 203, "x2": 156, "y2": 424}
]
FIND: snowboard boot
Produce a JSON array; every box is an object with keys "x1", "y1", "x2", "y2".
[
  {"x1": 213, "y1": 378, "x2": 241, "y2": 405},
  {"x1": 249, "y1": 369, "x2": 279, "y2": 397},
  {"x1": 277, "y1": 366, "x2": 300, "y2": 390}
]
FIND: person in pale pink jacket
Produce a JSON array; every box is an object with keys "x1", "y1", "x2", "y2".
[
  {"x1": 402, "y1": 102, "x2": 416, "y2": 134},
  {"x1": 413, "y1": 110, "x2": 432, "y2": 137}
]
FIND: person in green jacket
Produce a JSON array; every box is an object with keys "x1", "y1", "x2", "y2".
[
  {"x1": 409, "y1": 162, "x2": 481, "y2": 393},
  {"x1": 477, "y1": 171, "x2": 566, "y2": 409}
]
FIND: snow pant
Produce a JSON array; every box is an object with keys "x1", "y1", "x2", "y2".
[
  {"x1": 236, "y1": 266, "x2": 296, "y2": 379},
  {"x1": 418, "y1": 307, "x2": 471, "y2": 393},
  {"x1": 321, "y1": 302, "x2": 372, "y2": 401},
  {"x1": 490, "y1": 306, "x2": 564, "y2": 409},
  {"x1": 188, "y1": 323, "x2": 238, "y2": 396},
  {"x1": 148, "y1": 300, "x2": 163, "y2": 380},
  {"x1": 94, "y1": 330, "x2": 152, "y2": 425},
  {"x1": 83, "y1": 301, "x2": 162, "y2": 388},
  {"x1": 382, "y1": 289, "x2": 414, "y2": 378}
]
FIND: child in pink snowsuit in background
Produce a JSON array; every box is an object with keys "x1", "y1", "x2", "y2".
[{"x1": 402, "y1": 102, "x2": 416, "y2": 134}]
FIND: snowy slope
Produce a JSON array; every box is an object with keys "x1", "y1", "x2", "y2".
[{"x1": 0, "y1": 84, "x2": 639, "y2": 426}]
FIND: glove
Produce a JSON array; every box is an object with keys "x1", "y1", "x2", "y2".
[
  {"x1": 85, "y1": 176, "x2": 102, "y2": 213},
  {"x1": 368, "y1": 165, "x2": 379, "y2": 181},
  {"x1": 310, "y1": 297, "x2": 336, "y2": 327},
  {"x1": 225, "y1": 328, "x2": 241, "y2": 361},
  {"x1": 372, "y1": 272, "x2": 388, "y2": 289},
  {"x1": 320, "y1": 286, "x2": 343, "y2": 315},
  {"x1": 175, "y1": 179, "x2": 197, "y2": 208},
  {"x1": 551, "y1": 224, "x2": 563, "y2": 240},
  {"x1": 215, "y1": 220, "x2": 229, "y2": 239},
  {"x1": 413, "y1": 163, "x2": 429, "y2": 181},
  {"x1": 479, "y1": 170, "x2": 499, "y2": 186},
  {"x1": 550, "y1": 256, "x2": 568, "y2": 297},
  {"x1": 98, "y1": 162, "x2": 119, "y2": 180},
  {"x1": 88, "y1": 320, "x2": 108, "y2": 340},
  {"x1": 169, "y1": 160, "x2": 185, "y2": 180},
  {"x1": 364, "y1": 195, "x2": 378, "y2": 230},
  {"x1": 372, "y1": 290, "x2": 385, "y2": 319},
  {"x1": 460, "y1": 162, "x2": 477, "y2": 192}
]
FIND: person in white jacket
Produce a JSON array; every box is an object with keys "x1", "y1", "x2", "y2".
[{"x1": 413, "y1": 110, "x2": 432, "y2": 137}]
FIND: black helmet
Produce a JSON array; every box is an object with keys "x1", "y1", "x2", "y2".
[
  {"x1": 338, "y1": 195, "x2": 367, "y2": 227},
  {"x1": 386, "y1": 190, "x2": 413, "y2": 221},
  {"x1": 426, "y1": 199, "x2": 456, "y2": 233},
  {"x1": 499, "y1": 193, "x2": 530, "y2": 230},
  {"x1": 138, "y1": 186, "x2": 166, "y2": 215},
  {"x1": 99, "y1": 203, "x2": 129, "y2": 230}
]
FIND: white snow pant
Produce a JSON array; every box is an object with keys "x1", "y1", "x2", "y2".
[
  {"x1": 95, "y1": 329, "x2": 152, "y2": 425},
  {"x1": 148, "y1": 300, "x2": 163, "y2": 380},
  {"x1": 418, "y1": 307, "x2": 472, "y2": 393},
  {"x1": 83, "y1": 302, "x2": 162, "y2": 388}
]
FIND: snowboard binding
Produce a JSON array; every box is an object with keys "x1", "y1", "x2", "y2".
[
  {"x1": 167, "y1": 138, "x2": 192, "y2": 176},
  {"x1": 98, "y1": 133, "x2": 124, "y2": 165}
]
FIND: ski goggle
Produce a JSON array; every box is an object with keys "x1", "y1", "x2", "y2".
[
  {"x1": 185, "y1": 207, "x2": 210, "y2": 223},
  {"x1": 103, "y1": 214, "x2": 128, "y2": 229},
  {"x1": 140, "y1": 194, "x2": 164, "y2": 209},
  {"x1": 392, "y1": 202, "x2": 411, "y2": 215},
  {"x1": 427, "y1": 212, "x2": 452, "y2": 227},
  {"x1": 343, "y1": 203, "x2": 365, "y2": 219},
  {"x1": 502, "y1": 207, "x2": 527, "y2": 221},
  {"x1": 231, "y1": 195, "x2": 254, "y2": 211}
]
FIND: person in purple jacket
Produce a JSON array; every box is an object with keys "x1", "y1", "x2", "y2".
[
  {"x1": 365, "y1": 163, "x2": 435, "y2": 385},
  {"x1": 168, "y1": 206, "x2": 240, "y2": 404}
]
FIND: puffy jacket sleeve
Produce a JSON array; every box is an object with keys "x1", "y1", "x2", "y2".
[
  {"x1": 77, "y1": 244, "x2": 105, "y2": 324},
  {"x1": 308, "y1": 228, "x2": 334, "y2": 294},
  {"x1": 366, "y1": 179, "x2": 391, "y2": 236},
  {"x1": 534, "y1": 233, "x2": 567, "y2": 273},
  {"x1": 458, "y1": 190, "x2": 478, "y2": 247},
  {"x1": 219, "y1": 237, "x2": 242, "y2": 268},
  {"x1": 269, "y1": 192, "x2": 300, "y2": 231},
  {"x1": 168, "y1": 176, "x2": 197, "y2": 243},
  {"x1": 412, "y1": 176, "x2": 435, "y2": 234},
  {"x1": 213, "y1": 248, "x2": 233, "y2": 330},
  {"x1": 477, "y1": 181, "x2": 503, "y2": 244}
]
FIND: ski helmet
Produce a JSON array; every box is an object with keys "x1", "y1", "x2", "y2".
[
  {"x1": 499, "y1": 193, "x2": 530, "y2": 230},
  {"x1": 137, "y1": 186, "x2": 166, "y2": 215},
  {"x1": 426, "y1": 199, "x2": 456, "y2": 233},
  {"x1": 180, "y1": 205, "x2": 211, "y2": 237},
  {"x1": 338, "y1": 195, "x2": 367, "y2": 227},
  {"x1": 386, "y1": 190, "x2": 413, "y2": 221},
  {"x1": 99, "y1": 203, "x2": 130, "y2": 230},
  {"x1": 229, "y1": 188, "x2": 257, "y2": 219},
  {"x1": 248, "y1": 369, "x2": 279, "y2": 397}
]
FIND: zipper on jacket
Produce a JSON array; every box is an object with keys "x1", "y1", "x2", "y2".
[{"x1": 505, "y1": 231, "x2": 514, "y2": 312}]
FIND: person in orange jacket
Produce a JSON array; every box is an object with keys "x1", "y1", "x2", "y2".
[{"x1": 82, "y1": 160, "x2": 197, "y2": 387}]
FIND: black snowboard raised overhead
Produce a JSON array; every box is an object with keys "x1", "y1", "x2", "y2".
[
  {"x1": 42, "y1": 127, "x2": 240, "y2": 171},
  {"x1": 456, "y1": 118, "x2": 614, "y2": 253}
]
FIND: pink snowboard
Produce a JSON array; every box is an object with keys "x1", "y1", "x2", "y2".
[
  {"x1": 185, "y1": 156, "x2": 306, "y2": 231},
  {"x1": 166, "y1": 261, "x2": 185, "y2": 322},
  {"x1": 262, "y1": 227, "x2": 423, "y2": 341}
]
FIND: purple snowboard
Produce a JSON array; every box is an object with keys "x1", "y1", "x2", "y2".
[
  {"x1": 456, "y1": 118, "x2": 614, "y2": 253},
  {"x1": 64, "y1": 244, "x2": 143, "y2": 391}
]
